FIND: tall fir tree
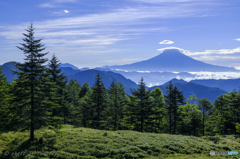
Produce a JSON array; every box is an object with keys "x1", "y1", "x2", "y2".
[
  {"x1": 79, "y1": 82, "x2": 92, "y2": 127},
  {"x1": 11, "y1": 24, "x2": 52, "y2": 141},
  {"x1": 127, "y1": 77, "x2": 153, "y2": 132},
  {"x1": 89, "y1": 73, "x2": 109, "y2": 129},
  {"x1": 150, "y1": 87, "x2": 167, "y2": 133},
  {"x1": 107, "y1": 81, "x2": 127, "y2": 130},
  {"x1": 164, "y1": 81, "x2": 174, "y2": 134},
  {"x1": 66, "y1": 79, "x2": 81, "y2": 125},
  {"x1": 48, "y1": 53, "x2": 69, "y2": 126},
  {"x1": 212, "y1": 94, "x2": 229, "y2": 135},
  {"x1": 165, "y1": 81, "x2": 185, "y2": 134},
  {"x1": 198, "y1": 97, "x2": 212, "y2": 136},
  {"x1": 178, "y1": 95, "x2": 201, "y2": 136}
]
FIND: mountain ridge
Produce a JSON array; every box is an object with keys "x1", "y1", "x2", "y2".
[{"x1": 105, "y1": 49, "x2": 238, "y2": 72}]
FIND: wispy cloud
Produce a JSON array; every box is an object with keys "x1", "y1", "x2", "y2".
[
  {"x1": 39, "y1": 0, "x2": 76, "y2": 8},
  {"x1": 235, "y1": 38, "x2": 240, "y2": 42},
  {"x1": 64, "y1": 10, "x2": 69, "y2": 13},
  {"x1": 39, "y1": 3, "x2": 56, "y2": 8},
  {"x1": 159, "y1": 40, "x2": 174, "y2": 44},
  {"x1": 131, "y1": 0, "x2": 196, "y2": 3},
  {"x1": 0, "y1": 0, "x2": 221, "y2": 56},
  {"x1": 158, "y1": 47, "x2": 240, "y2": 56},
  {"x1": 185, "y1": 47, "x2": 240, "y2": 56}
]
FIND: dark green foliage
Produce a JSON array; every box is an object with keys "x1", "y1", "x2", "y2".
[
  {"x1": 124, "y1": 78, "x2": 156, "y2": 132},
  {"x1": 47, "y1": 53, "x2": 69, "y2": 126},
  {"x1": 149, "y1": 87, "x2": 167, "y2": 133},
  {"x1": 178, "y1": 95, "x2": 201, "y2": 136},
  {"x1": 11, "y1": 23, "x2": 52, "y2": 141},
  {"x1": 79, "y1": 82, "x2": 92, "y2": 127},
  {"x1": 165, "y1": 81, "x2": 185, "y2": 134},
  {"x1": 198, "y1": 97, "x2": 212, "y2": 136},
  {"x1": 0, "y1": 66, "x2": 11, "y2": 129},
  {"x1": 106, "y1": 81, "x2": 127, "y2": 130},
  {"x1": 89, "y1": 73, "x2": 109, "y2": 129},
  {"x1": 66, "y1": 79, "x2": 81, "y2": 125}
]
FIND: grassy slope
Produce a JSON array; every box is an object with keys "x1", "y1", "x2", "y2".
[{"x1": 0, "y1": 125, "x2": 240, "y2": 159}]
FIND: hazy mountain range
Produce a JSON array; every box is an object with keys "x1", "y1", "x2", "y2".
[
  {"x1": 0, "y1": 61, "x2": 233, "y2": 103},
  {"x1": 1, "y1": 49, "x2": 240, "y2": 102},
  {"x1": 103, "y1": 49, "x2": 239, "y2": 72}
]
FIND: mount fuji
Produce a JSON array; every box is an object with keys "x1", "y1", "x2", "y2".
[{"x1": 105, "y1": 49, "x2": 238, "y2": 72}]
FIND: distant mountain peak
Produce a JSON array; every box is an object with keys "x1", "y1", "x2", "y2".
[
  {"x1": 106, "y1": 49, "x2": 239, "y2": 72},
  {"x1": 60, "y1": 63, "x2": 79, "y2": 70}
]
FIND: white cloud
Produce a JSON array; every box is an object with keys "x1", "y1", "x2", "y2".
[
  {"x1": 158, "y1": 47, "x2": 240, "y2": 56},
  {"x1": 39, "y1": 0, "x2": 76, "y2": 8},
  {"x1": 185, "y1": 47, "x2": 240, "y2": 56},
  {"x1": 64, "y1": 10, "x2": 69, "y2": 13},
  {"x1": 184, "y1": 72, "x2": 240, "y2": 82},
  {"x1": 54, "y1": 0, "x2": 76, "y2": 3},
  {"x1": 235, "y1": 38, "x2": 240, "y2": 41},
  {"x1": 131, "y1": 0, "x2": 195, "y2": 3},
  {"x1": 39, "y1": 3, "x2": 56, "y2": 8},
  {"x1": 159, "y1": 40, "x2": 174, "y2": 44},
  {"x1": 157, "y1": 47, "x2": 189, "y2": 53},
  {"x1": 0, "y1": 0, "x2": 222, "y2": 56}
]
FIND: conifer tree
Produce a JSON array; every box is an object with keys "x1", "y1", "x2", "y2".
[
  {"x1": 198, "y1": 97, "x2": 212, "y2": 136},
  {"x1": 12, "y1": 24, "x2": 51, "y2": 141},
  {"x1": 150, "y1": 87, "x2": 166, "y2": 133},
  {"x1": 48, "y1": 53, "x2": 69, "y2": 126},
  {"x1": 127, "y1": 77, "x2": 153, "y2": 132},
  {"x1": 66, "y1": 79, "x2": 81, "y2": 125},
  {"x1": 107, "y1": 81, "x2": 127, "y2": 130},
  {"x1": 165, "y1": 81, "x2": 185, "y2": 134},
  {"x1": 178, "y1": 95, "x2": 201, "y2": 136},
  {"x1": 164, "y1": 81, "x2": 174, "y2": 134},
  {"x1": 0, "y1": 66, "x2": 11, "y2": 129},
  {"x1": 89, "y1": 73, "x2": 109, "y2": 129},
  {"x1": 79, "y1": 82, "x2": 92, "y2": 127},
  {"x1": 79, "y1": 82, "x2": 90, "y2": 99},
  {"x1": 212, "y1": 94, "x2": 228, "y2": 134}
]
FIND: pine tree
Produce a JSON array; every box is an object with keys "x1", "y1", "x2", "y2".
[
  {"x1": 48, "y1": 53, "x2": 69, "y2": 126},
  {"x1": 225, "y1": 92, "x2": 240, "y2": 134},
  {"x1": 165, "y1": 81, "x2": 185, "y2": 134},
  {"x1": 164, "y1": 81, "x2": 174, "y2": 134},
  {"x1": 178, "y1": 95, "x2": 201, "y2": 136},
  {"x1": 198, "y1": 97, "x2": 212, "y2": 136},
  {"x1": 107, "y1": 81, "x2": 127, "y2": 130},
  {"x1": 150, "y1": 87, "x2": 166, "y2": 133},
  {"x1": 79, "y1": 82, "x2": 92, "y2": 127},
  {"x1": 89, "y1": 73, "x2": 109, "y2": 129},
  {"x1": 11, "y1": 23, "x2": 51, "y2": 141},
  {"x1": 0, "y1": 66, "x2": 11, "y2": 129},
  {"x1": 211, "y1": 94, "x2": 229, "y2": 135},
  {"x1": 128, "y1": 77, "x2": 153, "y2": 132},
  {"x1": 66, "y1": 79, "x2": 81, "y2": 125}
]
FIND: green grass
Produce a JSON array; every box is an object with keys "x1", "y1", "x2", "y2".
[{"x1": 0, "y1": 125, "x2": 240, "y2": 158}]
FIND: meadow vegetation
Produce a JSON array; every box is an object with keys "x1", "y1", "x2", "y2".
[{"x1": 1, "y1": 125, "x2": 240, "y2": 159}]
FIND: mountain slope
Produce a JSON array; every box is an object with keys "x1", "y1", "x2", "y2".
[
  {"x1": 0, "y1": 61, "x2": 19, "y2": 83},
  {"x1": 60, "y1": 63, "x2": 80, "y2": 70},
  {"x1": 59, "y1": 67, "x2": 80, "y2": 76},
  {"x1": 106, "y1": 49, "x2": 238, "y2": 72},
  {"x1": 67, "y1": 69, "x2": 138, "y2": 94},
  {"x1": 148, "y1": 82, "x2": 228, "y2": 103},
  {"x1": 190, "y1": 78, "x2": 240, "y2": 92}
]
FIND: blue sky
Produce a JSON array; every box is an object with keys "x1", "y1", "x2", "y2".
[{"x1": 0, "y1": 0, "x2": 240, "y2": 69}]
